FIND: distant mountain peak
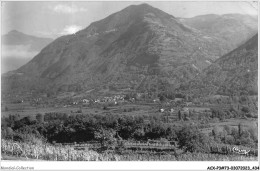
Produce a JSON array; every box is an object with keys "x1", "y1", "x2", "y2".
[
  {"x1": 128, "y1": 3, "x2": 157, "y2": 10},
  {"x1": 78, "y1": 2, "x2": 176, "y2": 36},
  {"x1": 8, "y1": 30, "x2": 23, "y2": 35},
  {"x1": 124, "y1": 3, "x2": 171, "y2": 16},
  {"x1": 128, "y1": 3, "x2": 151, "y2": 8},
  {"x1": 2, "y1": 29, "x2": 53, "y2": 73}
]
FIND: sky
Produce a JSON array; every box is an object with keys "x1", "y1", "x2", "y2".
[{"x1": 1, "y1": 1, "x2": 258, "y2": 39}]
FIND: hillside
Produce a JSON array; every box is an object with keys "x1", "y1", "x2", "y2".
[
  {"x1": 181, "y1": 14, "x2": 258, "y2": 50},
  {"x1": 180, "y1": 34, "x2": 258, "y2": 96},
  {"x1": 2, "y1": 4, "x2": 258, "y2": 95}
]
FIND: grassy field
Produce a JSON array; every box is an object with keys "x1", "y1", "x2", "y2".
[
  {"x1": 210, "y1": 118, "x2": 258, "y2": 127},
  {"x1": 200, "y1": 118, "x2": 258, "y2": 134},
  {"x1": 1, "y1": 102, "x2": 157, "y2": 118},
  {"x1": 1, "y1": 103, "x2": 105, "y2": 118},
  {"x1": 2, "y1": 102, "x2": 257, "y2": 132}
]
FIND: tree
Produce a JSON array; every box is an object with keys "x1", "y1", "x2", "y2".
[
  {"x1": 212, "y1": 126, "x2": 221, "y2": 142},
  {"x1": 159, "y1": 95, "x2": 166, "y2": 102},
  {"x1": 124, "y1": 94, "x2": 130, "y2": 101},
  {"x1": 1, "y1": 128, "x2": 7, "y2": 139},
  {"x1": 23, "y1": 116, "x2": 35, "y2": 124},
  {"x1": 238, "y1": 130, "x2": 255, "y2": 148},
  {"x1": 94, "y1": 128, "x2": 117, "y2": 151},
  {"x1": 36, "y1": 113, "x2": 44, "y2": 123},
  {"x1": 63, "y1": 113, "x2": 69, "y2": 120},
  {"x1": 241, "y1": 106, "x2": 249, "y2": 113},
  {"x1": 178, "y1": 110, "x2": 182, "y2": 121},
  {"x1": 218, "y1": 109, "x2": 225, "y2": 121},
  {"x1": 6, "y1": 127, "x2": 14, "y2": 140},
  {"x1": 166, "y1": 127, "x2": 177, "y2": 140},
  {"x1": 224, "y1": 135, "x2": 235, "y2": 144},
  {"x1": 238, "y1": 122, "x2": 244, "y2": 137},
  {"x1": 223, "y1": 125, "x2": 231, "y2": 134},
  {"x1": 133, "y1": 128, "x2": 145, "y2": 140},
  {"x1": 230, "y1": 127, "x2": 239, "y2": 140},
  {"x1": 247, "y1": 125, "x2": 258, "y2": 142},
  {"x1": 177, "y1": 125, "x2": 210, "y2": 153},
  {"x1": 183, "y1": 111, "x2": 189, "y2": 120}
]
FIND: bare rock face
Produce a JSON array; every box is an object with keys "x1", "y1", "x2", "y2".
[{"x1": 2, "y1": 4, "x2": 258, "y2": 95}]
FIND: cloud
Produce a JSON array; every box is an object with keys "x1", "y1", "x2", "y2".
[
  {"x1": 59, "y1": 25, "x2": 83, "y2": 35},
  {"x1": 51, "y1": 4, "x2": 87, "y2": 13},
  {"x1": 2, "y1": 45, "x2": 39, "y2": 59},
  {"x1": 35, "y1": 30, "x2": 58, "y2": 39},
  {"x1": 1, "y1": 45, "x2": 38, "y2": 73}
]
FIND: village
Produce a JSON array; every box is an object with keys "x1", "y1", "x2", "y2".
[{"x1": 2, "y1": 89, "x2": 243, "y2": 126}]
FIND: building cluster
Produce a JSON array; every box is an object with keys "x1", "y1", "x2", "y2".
[{"x1": 79, "y1": 94, "x2": 126, "y2": 106}]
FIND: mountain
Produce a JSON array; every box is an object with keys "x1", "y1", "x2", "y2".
[
  {"x1": 2, "y1": 4, "x2": 258, "y2": 95},
  {"x1": 2, "y1": 30, "x2": 53, "y2": 51},
  {"x1": 1, "y1": 30, "x2": 53, "y2": 73},
  {"x1": 181, "y1": 14, "x2": 258, "y2": 52},
  {"x1": 180, "y1": 34, "x2": 258, "y2": 96}
]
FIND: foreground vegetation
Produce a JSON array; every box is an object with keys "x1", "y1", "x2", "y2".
[
  {"x1": 1, "y1": 139, "x2": 101, "y2": 161},
  {"x1": 1, "y1": 107, "x2": 258, "y2": 161},
  {"x1": 2, "y1": 139, "x2": 257, "y2": 161},
  {"x1": 1, "y1": 89, "x2": 258, "y2": 161}
]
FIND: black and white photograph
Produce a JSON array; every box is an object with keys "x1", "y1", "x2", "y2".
[{"x1": 0, "y1": 0, "x2": 259, "y2": 170}]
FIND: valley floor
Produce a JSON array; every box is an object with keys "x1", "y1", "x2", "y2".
[{"x1": 1, "y1": 94, "x2": 258, "y2": 161}]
